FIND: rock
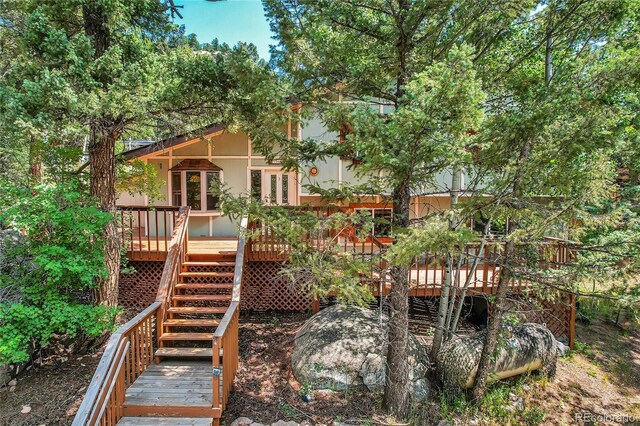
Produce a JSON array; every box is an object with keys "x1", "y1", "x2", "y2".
[
  {"x1": 556, "y1": 340, "x2": 569, "y2": 357},
  {"x1": 7, "y1": 379, "x2": 17, "y2": 387},
  {"x1": 513, "y1": 397, "x2": 524, "y2": 411},
  {"x1": 411, "y1": 378, "x2": 430, "y2": 401},
  {"x1": 436, "y1": 323, "x2": 557, "y2": 390},
  {"x1": 9, "y1": 386, "x2": 15, "y2": 392},
  {"x1": 360, "y1": 353, "x2": 385, "y2": 392},
  {"x1": 271, "y1": 422, "x2": 299, "y2": 426},
  {"x1": 20, "y1": 405, "x2": 31, "y2": 414},
  {"x1": 291, "y1": 305, "x2": 430, "y2": 401},
  {"x1": 230, "y1": 418, "x2": 254, "y2": 426}
]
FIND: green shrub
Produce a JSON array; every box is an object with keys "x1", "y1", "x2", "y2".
[
  {"x1": 0, "y1": 180, "x2": 120, "y2": 364},
  {"x1": 0, "y1": 295, "x2": 119, "y2": 363}
]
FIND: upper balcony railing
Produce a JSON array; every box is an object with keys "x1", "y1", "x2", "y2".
[{"x1": 117, "y1": 206, "x2": 181, "y2": 261}]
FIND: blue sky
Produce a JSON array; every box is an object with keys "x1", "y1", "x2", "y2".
[{"x1": 173, "y1": 0, "x2": 274, "y2": 59}]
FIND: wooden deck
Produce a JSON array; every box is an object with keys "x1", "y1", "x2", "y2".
[
  {"x1": 118, "y1": 418, "x2": 212, "y2": 425},
  {"x1": 123, "y1": 361, "x2": 213, "y2": 409},
  {"x1": 126, "y1": 237, "x2": 238, "y2": 261}
]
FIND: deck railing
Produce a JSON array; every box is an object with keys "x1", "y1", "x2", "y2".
[
  {"x1": 117, "y1": 205, "x2": 181, "y2": 261},
  {"x1": 246, "y1": 205, "x2": 389, "y2": 261},
  {"x1": 401, "y1": 237, "x2": 576, "y2": 297},
  {"x1": 73, "y1": 206, "x2": 190, "y2": 426},
  {"x1": 72, "y1": 303, "x2": 159, "y2": 426},
  {"x1": 211, "y1": 217, "x2": 247, "y2": 420}
]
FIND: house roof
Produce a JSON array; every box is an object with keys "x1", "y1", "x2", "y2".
[
  {"x1": 170, "y1": 159, "x2": 222, "y2": 171},
  {"x1": 120, "y1": 123, "x2": 226, "y2": 160}
]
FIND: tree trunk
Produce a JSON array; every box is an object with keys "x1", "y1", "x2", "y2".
[
  {"x1": 431, "y1": 166, "x2": 463, "y2": 357},
  {"x1": 472, "y1": 7, "x2": 554, "y2": 400},
  {"x1": 28, "y1": 136, "x2": 42, "y2": 184},
  {"x1": 471, "y1": 240, "x2": 514, "y2": 401},
  {"x1": 89, "y1": 122, "x2": 121, "y2": 307},
  {"x1": 83, "y1": 3, "x2": 120, "y2": 307},
  {"x1": 384, "y1": 183, "x2": 411, "y2": 418}
]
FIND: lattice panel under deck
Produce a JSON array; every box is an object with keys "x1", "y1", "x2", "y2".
[
  {"x1": 523, "y1": 293, "x2": 574, "y2": 344},
  {"x1": 118, "y1": 261, "x2": 164, "y2": 310},
  {"x1": 241, "y1": 261, "x2": 313, "y2": 312}
]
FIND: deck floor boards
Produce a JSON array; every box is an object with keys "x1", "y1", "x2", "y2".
[
  {"x1": 124, "y1": 361, "x2": 213, "y2": 408},
  {"x1": 117, "y1": 417, "x2": 212, "y2": 425}
]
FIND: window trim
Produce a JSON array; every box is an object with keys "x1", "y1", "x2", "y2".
[
  {"x1": 170, "y1": 169, "x2": 223, "y2": 213},
  {"x1": 249, "y1": 168, "x2": 295, "y2": 206}
]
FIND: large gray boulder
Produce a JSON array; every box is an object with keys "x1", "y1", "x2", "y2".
[
  {"x1": 436, "y1": 323, "x2": 557, "y2": 390},
  {"x1": 291, "y1": 305, "x2": 429, "y2": 401}
]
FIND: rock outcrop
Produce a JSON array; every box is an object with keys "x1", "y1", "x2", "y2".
[
  {"x1": 436, "y1": 322, "x2": 558, "y2": 390},
  {"x1": 291, "y1": 305, "x2": 429, "y2": 401}
]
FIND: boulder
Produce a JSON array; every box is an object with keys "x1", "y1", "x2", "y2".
[
  {"x1": 291, "y1": 305, "x2": 429, "y2": 401},
  {"x1": 556, "y1": 339, "x2": 569, "y2": 357},
  {"x1": 436, "y1": 323, "x2": 557, "y2": 390}
]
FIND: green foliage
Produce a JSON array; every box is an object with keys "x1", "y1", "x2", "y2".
[
  {"x1": 0, "y1": 179, "x2": 119, "y2": 364},
  {"x1": 0, "y1": 180, "x2": 111, "y2": 289},
  {"x1": 0, "y1": 295, "x2": 118, "y2": 363},
  {"x1": 522, "y1": 406, "x2": 546, "y2": 426},
  {"x1": 116, "y1": 159, "x2": 164, "y2": 202},
  {"x1": 386, "y1": 217, "x2": 476, "y2": 267},
  {"x1": 220, "y1": 186, "x2": 375, "y2": 305}
]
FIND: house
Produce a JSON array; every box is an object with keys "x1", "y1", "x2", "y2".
[
  {"x1": 83, "y1": 108, "x2": 577, "y2": 426},
  {"x1": 116, "y1": 114, "x2": 461, "y2": 239}
]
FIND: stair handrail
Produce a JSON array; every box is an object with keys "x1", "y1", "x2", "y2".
[
  {"x1": 73, "y1": 206, "x2": 191, "y2": 426},
  {"x1": 212, "y1": 216, "x2": 247, "y2": 414},
  {"x1": 72, "y1": 302, "x2": 160, "y2": 426},
  {"x1": 155, "y1": 206, "x2": 191, "y2": 342}
]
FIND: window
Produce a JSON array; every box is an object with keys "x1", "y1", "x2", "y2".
[
  {"x1": 249, "y1": 169, "x2": 294, "y2": 205},
  {"x1": 171, "y1": 172, "x2": 182, "y2": 206},
  {"x1": 206, "y1": 172, "x2": 221, "y2": 211},
  {"x1": 170, "y1": 160, "x2": 223, "y2": 211},
  {"x1": 250, "y1": 170, "x2": 262, "y2": 201}
]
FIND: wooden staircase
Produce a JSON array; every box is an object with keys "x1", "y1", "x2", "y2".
[
  {"x1": 74, "y1": 209, "x2": 246, "y2": 426},
  {"x1": 155, "y1": 253, "x2": 236, "y2": 360}
]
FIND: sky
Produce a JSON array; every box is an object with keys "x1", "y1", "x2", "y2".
[{"x1": 173, "y1": 0, "x2": 274, "y2": 59}]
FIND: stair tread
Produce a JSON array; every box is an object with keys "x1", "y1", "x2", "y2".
[
  {"x1": 175, "y1": 283, "x2": 233, "y2": 290},
  {"x1": 154, "y1": 347, "x2": 214, "y2": 358},
  {"x1": 179, "y1": 272, "x2": 234, "y2": 277},
  {"x1": 172, "y1": 294, "x2": 231, "y2": 300},
  {"x1": 159, "y1": 332, "x2": 214, "y2": 340},
  {"x1": 172, "y1": 295, "x2": 231, "y2": 301},
  {"x1": 183, "y1": 261, "x2": 235, "y2": 266},
  {"x1": 117, "y1": 417, "x2": 212, "y2": 425},
  {"x1": 168, "y1": 306, "x2": 228, "y2": 314},
  {"x1": 164, "y1": 319, "x2": 221, "y2": 327}
]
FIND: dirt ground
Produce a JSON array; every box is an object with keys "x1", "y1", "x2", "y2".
[
  {"x1": 0, "y1": 350, "x2": 103, "y2": 426},
  {"x1": 0, "y1": 313, "x2": 637, "y2": 426},
  {"x1": 225, "y1": 313, "x2": 640, "y2": 426}
]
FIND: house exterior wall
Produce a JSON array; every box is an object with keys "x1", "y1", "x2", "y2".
[{"x1": 117, "y1": 115, "x2": 465, "y2": 238}]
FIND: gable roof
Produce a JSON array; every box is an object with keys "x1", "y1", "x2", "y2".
[
  {"x1": 120, "y1": 123, "x2": 226, "y2": 160},
  {"x1": 170, "y1": 159, "x2": 223, "y2": 171}
]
